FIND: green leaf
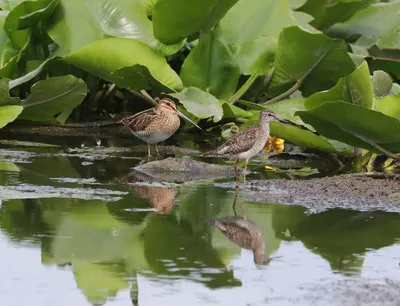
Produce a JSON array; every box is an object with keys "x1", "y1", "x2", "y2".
[
  {"x1": 220, "y1": 0, "x2": 304, "y2": 75},
  {"x1": 376, "y1": 94, "x2": 400, "y2": 120},
  {"x1": 270, "y1": 122, "x2": 349, "y2": 155},
  {"x1": 221, "y1": 102, "x2": 253, "y2": 119},
  {"x1": 371, "y1": 70, "x2": 393, "y2": 97},
  {"x1": 299, "y1": 0, "x2": 374, "y2": 32},
  {"x1": 4, "y1": 0, "x2": 55, "y2": 49},
  {"x1": 0, "y1": 105, "x2": 23, "y2": 128},
  {"x1": 0, "y1": 78, "x2": 21, "y2": 105},
  {"x1": 0, "y1": 161, "x2": 20, "y2": 172},
  {"x1": 141, "y1": 0, "x2": 158, "y2": 16},
  {"x1": 63, "y1": 38, "x2": 183, "y2": 91},
  {"x1": 112, "y1": 65, "x2": 174, "y2": 93},
  {"x1": 305, "y1": 61, "x2": 373, "y2": 110},
  {"x1": 238, "y1": 98, "x2": 311, "y2": 127},
  {"x1": 170, "y1": 87, "x2": 223, "y2": 122},
  {"x1": 0, "y1": 12, "x2": 18, "y2": 78},
  {"x1": 17, "y1": 0, "x2": 57, "y2": 29},
  {"x1": 180, "y1": 26, "x2": 240, "y2": 100},
  {"x1": 46, "y1": 0, "x2": 180, "y2": 56},
  {"x1": 330, "y1": 1, "x2": 400, "y2": 49},
  {"x1": 19, "y1": 75, "x2": 87, "y2": 123},
  {"x1": 153, "y1": 0, "x2": 239, "y2": 44},
  {"x1": 291, "y1": 0, "x2": 307, "y2": 10},
  {"x1": 269, "y1": 26, "x2": 355, "y2": 97},
  {"x1": 0, "y1": 0, "x2": 25, "y2": 10},
  {"x1": 297, "y1": 101, "x2": 400, "y2": 153},
  {"x1": 9, "y1": 49, "x2": 66, "y2": 89},
  {"x1": 367, "y1": 55, "x2": 400, "y2": 80}
]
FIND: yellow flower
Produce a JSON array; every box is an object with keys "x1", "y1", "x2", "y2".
[{"x1": 262, "y1": 136, "x2": 285, "y2": 153}]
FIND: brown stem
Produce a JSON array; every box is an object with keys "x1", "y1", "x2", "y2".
[
  {"x1": 261, "y1": 82, "x2": 300, "y2": 105},
  {"x1": 126, "y1": 89, "x2": 157, "y2": 106}
]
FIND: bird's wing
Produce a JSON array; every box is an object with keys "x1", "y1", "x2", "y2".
[
  {"x1": 120, "y1": 108, "x2": 158, "y2": 132},
  {"x1": 206, "y1": 126, "x2": 262, "y2": 156}
]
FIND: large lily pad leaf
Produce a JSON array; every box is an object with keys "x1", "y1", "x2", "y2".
[
  {"x1": 170, "y1": 87, "x2": 223, "y2": 122},
  {"x1": 19, "y1": 75, "x2": 87, "y2": 123},
  {"x1": 0, "y1": 105, "x2": 23, "y2": 128},
  {"x1": 220, "y1": 0, "x2": 307, "y2": 75},
  {"x1": 4, "y1": 0, "x2": 56, "y2": 49},
  {"x1": 153, "y1": 0, "x2": 239, "y2": 44},
  {"x1": 46, "y1": 0, "x2": 182, "y2": 56},
  {"x1": 180, "y1": 26, "x2": 240, "y2": 100},
  {"x1": 330, "y1": 1, "x2": 400, "y2": 49},
  {"x1": 63, "y1": 38, "x2": 183, "y2": 91},
  {"x1": 268, "y1": 26, "x2": 355, "y2": 97},
  {"x1": 297, "y1": 101, "x2": 400, "y2": 153},
  {"x1": 305, "y1": 61, "x2": 373, "y2": 110}
]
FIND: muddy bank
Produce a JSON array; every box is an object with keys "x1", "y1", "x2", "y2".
[
  {"x1": 294, "y1": 278, "x2": 400, "y2": 306},
  {"x1": 217, "y1": 173, "x2": 400, "y2": 213}
]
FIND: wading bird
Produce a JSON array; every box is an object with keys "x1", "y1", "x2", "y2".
[
  {"x1": 204, "y1": 110, "x2": 288, "y2": 190},
  {"x1": 117, "y1": 98, "x2": 201, "y2": 157}
]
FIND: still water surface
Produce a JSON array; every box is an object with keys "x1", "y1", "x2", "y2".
[{"x1": 0, "y1": 142, "x2": 400, "y2": 306}]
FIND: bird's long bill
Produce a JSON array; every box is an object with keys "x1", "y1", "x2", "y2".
[
  {"x1": 176, "y1": 110, "x2": 202, "y2": 130},
  {"x1": 276, "y1": 118, "x2": 292, "y2": 124}
]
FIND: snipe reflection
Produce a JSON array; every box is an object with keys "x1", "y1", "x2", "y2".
[
  {"x1": 134, "y1": 184, "x2": 176, "y2": 214},
  {"x1": 123, "y1": 169, "x2": 178, "y2": 214},
  {"x1": 205, "y1": 193, "x2": 270, "y2": 265}
]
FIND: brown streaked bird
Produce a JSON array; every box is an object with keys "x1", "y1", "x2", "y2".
[
  {"x1": 117, "y1": 98, "x2": 201, "y2": 157},
  {"x1": 205, "y1": 215, "x2": 270, "y2": 265},
  {"x1": 203, "y1": 110, "x2": 288, "y2": 190}
]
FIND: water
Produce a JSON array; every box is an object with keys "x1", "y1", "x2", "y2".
[{"x1": 1, "y1": 142, "x2": 400, "y2": 306}]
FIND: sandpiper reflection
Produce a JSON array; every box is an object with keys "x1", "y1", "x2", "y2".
[{"x1": 205, "y1": 194, "x2": 270, "y2": 265}]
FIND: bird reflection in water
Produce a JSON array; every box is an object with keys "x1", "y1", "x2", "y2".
[
  {"x1": 205, "y1": 193, "x2": 271, "y2": 265},
  {"x1": 123, "y1": 169, "x2": 177, "y2": 214},
  {"x1": 134, "y1": 184, "x2": 177, "y2": 214}
]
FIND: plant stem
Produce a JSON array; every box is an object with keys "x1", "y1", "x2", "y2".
[
  {"x1": 249, "y1": 68, "x2": 275, "y2": 102},
  {"x1": 127, "y1": 89, "x2": 157, "y2": 106},
  {"x1": 228, "y1": 71, "x2": 259, "y2": 104},
  {"x1": 262, "y1": 82, "x2": 300, "y2": 105}
]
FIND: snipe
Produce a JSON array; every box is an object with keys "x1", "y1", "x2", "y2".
[
  {"x1": 204, "y1": 110, "x2": 287, "y2": 190},
  {"x1": 117, "y1": 98, "x2": 201, "y2": 157}
]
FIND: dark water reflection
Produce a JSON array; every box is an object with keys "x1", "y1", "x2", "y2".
[{"x1": 0, "y1": 146, "x2": 400, "y2": 305}]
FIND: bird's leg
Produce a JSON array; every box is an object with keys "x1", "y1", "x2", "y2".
[
  {"x1": 147, "y1": 144, "x2": 151, "y2": 157},
  {"x1": 243, "y1": 159, "x2": 249, "y2": 191},
  {"x1": 155, "y1": 144, "x2": 160, "y2": 156},
  {"x1": 241, "y1": 197, "x2": 247, "y2": 220},
  {"x1": 234, "y1": 159, "x2": 239, "y2": 190},
  {"x1": 232, "y1": 191, "x2": 238, "y2": 215}
]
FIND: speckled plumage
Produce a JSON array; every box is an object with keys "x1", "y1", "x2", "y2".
[
  {"x1": 118, "y1": 99, "x2": 181, "y2": 156},
  {"x1": 205, "y1": 216, "x2": 269, "y2": 265},
  {"x1": 204, "y1": 110, "x2": 278, "y2": 190}
]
